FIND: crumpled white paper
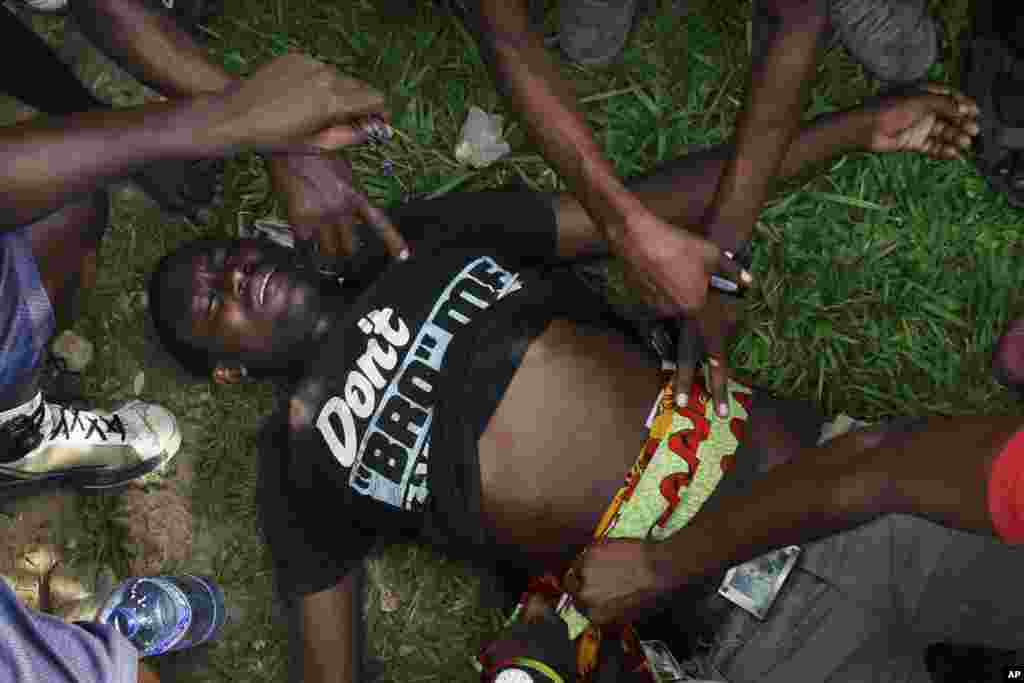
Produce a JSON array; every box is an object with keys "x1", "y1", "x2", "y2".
[{"x1": 454, "y1": 106, "x2": 511, "y2": 168}]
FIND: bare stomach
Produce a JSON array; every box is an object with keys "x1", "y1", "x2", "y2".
[{"x1": 477, "y1": 319, "x2": 663, "y2": 574}]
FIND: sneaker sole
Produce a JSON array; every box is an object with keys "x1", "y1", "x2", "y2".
[
  {"x1": 76, "y1": 415, "x2": 183, "y2": 491},
  {"x1": 0, "y1": 415, "x2": 183, "y2": 500}
]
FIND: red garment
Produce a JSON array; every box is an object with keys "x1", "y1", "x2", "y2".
[{"x1": 989, "y1": 429, "x2": 1024, "y2": 543}]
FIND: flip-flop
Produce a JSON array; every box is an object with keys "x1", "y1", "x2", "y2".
[{"x1": 963, "y1": 25, "x2": 1024, "y2": 209}]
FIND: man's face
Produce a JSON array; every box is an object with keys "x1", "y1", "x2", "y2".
[{"x1": 172, "y1": 239, "x2": 332, "y2": 361}]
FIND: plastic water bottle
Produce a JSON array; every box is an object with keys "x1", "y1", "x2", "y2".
[{"x1": 96, "y1": 575, "x2": 227, "y2": 657}]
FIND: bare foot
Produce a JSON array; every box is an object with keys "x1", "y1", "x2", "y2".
[{"x1": 868, "y1": 84, "x2": 981, "y2": 159}]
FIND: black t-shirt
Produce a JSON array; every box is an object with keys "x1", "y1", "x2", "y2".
[{"x1": 259, "y1": 190, "x2": 629, "y2": 598}]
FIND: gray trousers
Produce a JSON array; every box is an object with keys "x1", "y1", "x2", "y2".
[
  {"x1": 690, "y1": 514, "x2": 1024, "y2": 683},
  {"x1": 753, "y1": 0, "x2": 939, "y2": 84},
  {"x1": 688, "y1": 417, "x2": 1024, "y2": 682}
]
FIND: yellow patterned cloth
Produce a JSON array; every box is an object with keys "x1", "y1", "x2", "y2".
[{"x1": 483, "y1": 372, "x2": 754, "y2": 682}]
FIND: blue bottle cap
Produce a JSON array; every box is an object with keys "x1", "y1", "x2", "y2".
[{"x1": 111, "y1": 607, "x2": 141, "y2": 639}]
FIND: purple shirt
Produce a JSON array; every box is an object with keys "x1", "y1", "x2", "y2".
[{"x1": 0, "y1": 579, "x2": 137, "y2": 683}]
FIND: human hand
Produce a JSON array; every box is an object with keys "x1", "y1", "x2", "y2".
[
  {"x1": 867, "y1": 84, "x2": 980, "y2": 159},
  {"x1": 480, "y1": 595, "x2": 576, "y2": 682},
  {"x1": 212, "y1": 53, "x2": 389, "y2": 153},
  {"x1": 673, "y1": 291, "x2": 743, "y2": 418},
  {"x1": 615, "y1": 209, "x2": 752, "y2": 316},
  {"x1": 564, "y1": 539, "x2": 675, "y2": 627},
  {"x1": 269, "y1": 152, "x2": 408, "y2": 263}
]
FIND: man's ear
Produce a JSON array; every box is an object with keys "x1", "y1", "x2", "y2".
[{"x1": 212, "y1": 362, "x2": 248, "y2": 385}]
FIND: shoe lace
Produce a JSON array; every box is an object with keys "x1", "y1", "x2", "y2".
[
  {"x1": 41, "y1": 353, "x2": 86, "y2": 408},
  {"x1": 43, "y1": 401, "x2": 127, "y2": 443}
]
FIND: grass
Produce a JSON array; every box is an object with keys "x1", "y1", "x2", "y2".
[{"x1": 15, "y1": 0, "x2": 1024, "y2": 680}]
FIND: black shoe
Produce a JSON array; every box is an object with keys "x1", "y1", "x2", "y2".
[{"x1": 963, "y1": 6, "x2": 1024, "y2": 209}]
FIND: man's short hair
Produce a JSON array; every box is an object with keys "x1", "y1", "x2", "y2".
[
  {"x1": 148, "y1": 239, "x2": 328, "y2": 382},
  {"x1": 148, "y1": 240, "x2": 221, "y2": 378}
]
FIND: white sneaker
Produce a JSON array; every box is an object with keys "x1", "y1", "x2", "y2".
[
  {"x1": 16, "y1": 0, "x2": 68, "y2": 14},
  {"x1": 0, "y1": 393, "x2": 181, "y2": 496}
]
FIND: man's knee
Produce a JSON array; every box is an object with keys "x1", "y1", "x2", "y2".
[{"x1": 829, "y1": 0, "x2": 938, "y2": 83}]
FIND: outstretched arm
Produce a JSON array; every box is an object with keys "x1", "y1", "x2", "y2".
[
  {"x1": 653, "y1": 416, "x2": 1021, "y2": 580},
  {"x1": 554, "y1": 87, "x2": 977, "y2": 260},
  {"x1": 675, "y1": 0, "x2": 827, "y2": 419},
  {"x1": 702, "y1": 0, "x2": 828, "y2": 254},
  {"x1": 572, "y1": 413, "x2": 1022, "y2": 626},
  {"x1": 69, "y1": 0, "x2": 407, "y2": 259},
  {"x1": 0, "y1": 54, "x2": 384, "y2": 229},
  {"x1": 0, "y1": 99, "x2": 222, "y2": 229},
  {"x1": 468, "y1": 0, "x2": 731, "y2": 313}
]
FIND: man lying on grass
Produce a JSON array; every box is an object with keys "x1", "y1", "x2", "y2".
[
  {"x1": 0, "y1": 49, "x2": 394, "y2": 683},
  {"x1": 147, "y1": 85, "x2": 1016, "y2": 683}
]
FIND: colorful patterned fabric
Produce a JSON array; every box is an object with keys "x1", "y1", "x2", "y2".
[{"x1": 482, "y1": 371, "x2": 753, "y2": 682}]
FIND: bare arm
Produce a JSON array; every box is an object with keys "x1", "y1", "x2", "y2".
[
  {"x1": 0, "y1": 54, "x2": 385, "y2": 229},
  {"x1": 702, "y1": 0, "x2": 828, "y2": 253},
  {"x1": 72, "y1": 0, "x2": 233, "y2": 97},
  {"x1": 471, "y1": 0, "x2": 642, "y2": 243},
  {"x1": 469, "y1": 1, "x2": 726, "y2": 313},
  {"x1": 70, "y1": 0, "x2": 407, "y2": 259},
  {"x1": 551, "y1": 95, "x2": 880, "y2": 260},
  {"x1": 676, "y1": 1, "x2": 826, "y2": 419},
  {"x1": 0, "y1": 99, "x2": 223, "y2": 228},
  {"x1": 290, "y1": 569, "x2": 364, "y2": 683},
  {"x1": 653, "y1": 415, "x2": 1022, "y2": 589},
  {"x1": 572, "y1": 414, "x2": 1022, "y2": 626}
]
